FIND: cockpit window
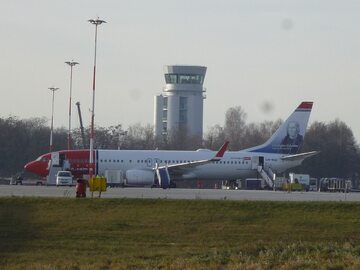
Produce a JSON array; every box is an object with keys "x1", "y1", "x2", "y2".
[{"x1": 36, "y1": 156, "x2": 50, "y2": 162}]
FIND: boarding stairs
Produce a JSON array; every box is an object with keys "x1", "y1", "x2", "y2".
[
  {"x1": 47, "y1": 165, "x2": 63, "y2": 185},
  {"x1": 46, "y1": 158, "x2": 70, "y2": 185},
  {"x1": 257, "y1": 166, "x2": 275, "y2": 189},
  {"x1": 156, "y1": 167, "x2": 171, "y2": 189}
]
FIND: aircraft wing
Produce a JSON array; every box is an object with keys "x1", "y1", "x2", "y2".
[
  {"x1": 280, "y1": 151, "x2": 319, "y2": 161},
  {"x1": 155, "y1": 141, "x2": 229, "y2": 172}
]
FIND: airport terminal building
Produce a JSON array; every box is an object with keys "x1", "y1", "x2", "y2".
[{"x1": 154, "y1": 65, "x2": 207, "y2": 138}]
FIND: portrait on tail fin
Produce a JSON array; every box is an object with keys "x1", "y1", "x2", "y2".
[{"x1": 279, "y1": 121, "x2": 303, "y2": 154}]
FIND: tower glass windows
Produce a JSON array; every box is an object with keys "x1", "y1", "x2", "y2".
[
  {"x1": 165, "y1": 74, "x2": 178, "y2": 84},
  {"x1": 164, "y1": 74, "x2": 204, "y2": 85}
]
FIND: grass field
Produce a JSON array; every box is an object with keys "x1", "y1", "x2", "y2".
[{"x1": 1, "y1": 197, "x2": 360, "y2": 269}]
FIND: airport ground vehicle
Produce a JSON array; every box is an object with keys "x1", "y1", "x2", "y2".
[
  {"x1": 221, "y1": 179, "x2": 241, "y2": 190},
  {"x1": 309, "y1": 178, "x2": 318, "y2": 191},
  {"x1": 282, "y1": 182, "x2": 304, "y2": 191},
  {"x1": 289, "y1": 173, "x2": 310, "y2": 191},
  {"x1": 11, "y1": 176, "x2": 46, "y2": 186},
  {"x1": 319, "y1": 178, "x2": 351, "y2": 192},
  {"x1": 56, "y1": 171, "x2": 73, "y2": 186}
]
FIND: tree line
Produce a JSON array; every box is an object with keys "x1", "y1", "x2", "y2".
[{"x1": 1, "y1": 106, "x2": 360, "y2": 183}]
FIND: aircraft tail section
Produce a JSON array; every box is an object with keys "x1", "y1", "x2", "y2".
[{"x1": 247, "y1": 101, "x2": 313, "y2": 154}]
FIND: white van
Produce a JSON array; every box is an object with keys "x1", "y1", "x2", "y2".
[{"x1": 56, "y1": 171, "x2": 73, "y2": 186}]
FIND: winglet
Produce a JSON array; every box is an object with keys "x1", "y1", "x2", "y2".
[
  {"x1": 297, "y1": 101, "x2": 313, "y2": 110},
  {"x1": 212, "y1": 141, "x2": 229, "y2": 161}
]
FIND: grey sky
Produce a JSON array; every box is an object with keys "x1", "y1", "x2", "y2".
[{"x1": 1, "y1": 1, "x2": 360, "y2": 140}]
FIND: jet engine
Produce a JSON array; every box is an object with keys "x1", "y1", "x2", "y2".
[{"x1": 125, "y1": 170, "x2": 155, "y2": 186}]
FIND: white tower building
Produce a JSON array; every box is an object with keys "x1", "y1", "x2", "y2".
[{"x1": 154, "y1": 65, "x2": 207, "y2": 138}]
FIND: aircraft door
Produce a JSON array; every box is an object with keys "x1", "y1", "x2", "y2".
[
  {"x1": 59, "y1": 153, "x2": 67, "y2": 168},
  {"x1": 51, "y1": 152, "x2": 60, "y2": 167},
  {"x1": 259, "y1": 156, "x2": 264, "y2": 168},
  {"x1": 251, "y1": 156, "x2": 265, "y2": 170}
]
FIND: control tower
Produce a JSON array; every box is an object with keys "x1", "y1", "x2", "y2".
[{"x1": 154, "y1": 65, "x2": 207, "y2": 138}]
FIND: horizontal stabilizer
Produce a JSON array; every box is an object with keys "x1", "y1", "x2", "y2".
[{"x1": 281, "y1": 151, "x2": 319, "y2": 161}]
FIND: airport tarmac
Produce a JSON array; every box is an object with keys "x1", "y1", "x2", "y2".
[{"x1": 0, "y1": 185, "x2": 359, "y2": 201}]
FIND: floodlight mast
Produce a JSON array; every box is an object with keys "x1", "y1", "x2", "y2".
[
  {"x1": 65, "y1": 60, "x2": 79, "y2": 151},
  {"x1": 88, "y1": 17, "x2": 106, "y2": 178},
  {"x1": 48, "y1": 87, "x2": 59, "y2": 152}
]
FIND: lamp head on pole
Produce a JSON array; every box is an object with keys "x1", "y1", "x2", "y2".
[
  {"x1": 88, "y1": 18, "x2": 107, "y2": 25},
  {"x1": 48, "y1": 87, "x2": 59, "y2": 92},
  {"x1": 65, "y1": 61, "x2": 79, "y2": 67}
]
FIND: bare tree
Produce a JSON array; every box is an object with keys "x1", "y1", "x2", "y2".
[
  {"x1": 299, "y1": 120, "x2": 360, "y2": 179},
  {"x1": 203, "y1": 124, "x2": 225, "y2": 150},
  {"x1": 223, "y1": 106, "x2": 247, "y2": 150},
  {"x1": 124, "y1": 123, "x2": 155, "y2": 150}
]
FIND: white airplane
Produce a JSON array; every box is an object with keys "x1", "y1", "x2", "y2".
[{"x1": 24, "y1": 101, "x2": 318, "y2": 188}]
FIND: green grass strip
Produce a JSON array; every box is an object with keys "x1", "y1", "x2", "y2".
[{"x1": 1, "y1": 197, "x2": 360, "y2": 269}]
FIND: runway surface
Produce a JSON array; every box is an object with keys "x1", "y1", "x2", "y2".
[{"x1": 0, "y1": 185, "x2": 359, "y2": 201}]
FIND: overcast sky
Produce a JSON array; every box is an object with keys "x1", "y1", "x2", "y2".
[{"x1": 1, "y1": 0, "x2": 360, "y2": 141}]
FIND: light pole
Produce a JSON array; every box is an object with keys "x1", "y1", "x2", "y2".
[
  {"x1": 48, "y1": 87, "x2": 59, "y2": 152},
  {"x1": 88, "y1": 17, "x2": 106, "y2": 178},
  {"x1": 65, "y1": 60, "x2": 79, "y2": 151},
  {"x1": 118, "y1": 131, "x2": 128, "y2": 150}
]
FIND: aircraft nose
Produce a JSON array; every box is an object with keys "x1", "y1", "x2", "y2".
[
  {"x1": 24, "y1": 161, "x2": 34, "y2": 173},
  {"x1": 24, "y1": 161, "x2": 43, "y2": 176}
]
